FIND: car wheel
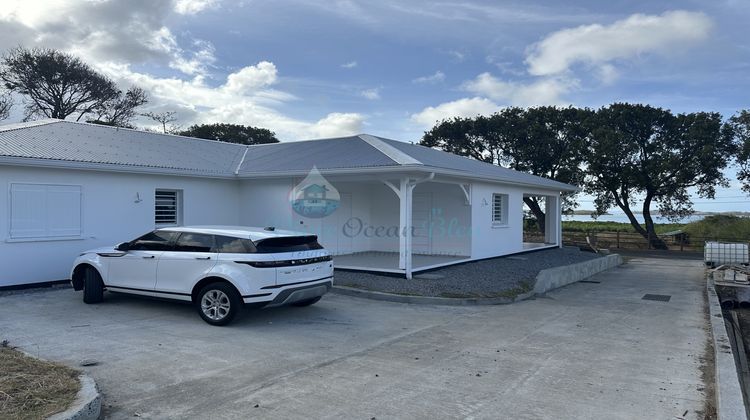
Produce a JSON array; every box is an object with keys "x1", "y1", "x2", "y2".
[
  {"x1": 82, "y1": 267, "x2": 104, "y2": 304},
  {"x1": 196, "y1": 282, "x2": 242, "y2": 326},
  {"x1": 291, "y1": 296, "x2": 322, "y2": 307}
]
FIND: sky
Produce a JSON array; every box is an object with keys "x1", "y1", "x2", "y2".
[{"x1": 0, "y1": 0, "x2": 748, "y2": 213}]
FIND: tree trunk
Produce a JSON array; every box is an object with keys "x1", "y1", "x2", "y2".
[
  {"x1": 523, "y1": 197, "x2": 545, "y2": 233},
  {"x1": 642, "y1": 195, "x2": 668, "y2": 250},
  {"x1": 613, "y1": 192, "x2": 668, "y2": 250}
]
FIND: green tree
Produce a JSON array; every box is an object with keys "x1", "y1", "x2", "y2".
[
  {"x1": 0, "y1": 91, "x2": 11, "y2": 120},
  {"x1": 726, "y1": 109, "x2": 750, "y2": 194},
  {"x1": 0, "y1": 47, "x2": 120, "y2": 121},
  {"x1": 88, "y1": 87, "x2": 148, "y2": 128},
  {"x1": 421, "y1": 106, "x2": 590, "y2": 231},
  {"x1": 585, "y1": 103, "x2": 733, "y2": 249},
  {"x1": 180, "y1": 123, "x2": 279, "y2": 144}
]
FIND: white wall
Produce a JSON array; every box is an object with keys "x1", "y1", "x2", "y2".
[
  {"x1": 0, "y1": 166, "x2": 240, "y2": 286},
  {"x1": 238, "y1": 179, "x2": 375, "y2": 255},
  {"x1": 412, "y1": 182, "x2": 471, "y2": 257},
  {"x1": 470, "y1": 182, "x2": 562, "y2": 259}
]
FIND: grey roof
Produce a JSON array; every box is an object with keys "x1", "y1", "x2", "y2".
[
  {"x1": 0, "y1": 119, "x2": 577, "y2": 191},
  {"x1": 0, "y1": 119, "x2": 247, "y2": 176},
  {"x1": 236, "y1": 136, "x2": 397, "y2": 174}
]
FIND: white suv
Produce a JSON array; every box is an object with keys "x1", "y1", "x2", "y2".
[{"x1": 70, "y1": 226, "x2": 334, "y2": 325}]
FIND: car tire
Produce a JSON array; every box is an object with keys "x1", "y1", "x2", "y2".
[
  {"x1": 82, "y1": 267, "x2": 104, "y2": 304},
  {"x1": 196, "y1": 282, "x2": 242, "y2": 326},
  {"x1": 291, "y1": 296, "x2": 322, "y2": 307}
]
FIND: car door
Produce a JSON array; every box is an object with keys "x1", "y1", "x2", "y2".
[
  {"x1": 106, "y1": 230, "x2": 176, "y2": 292},
  {"x1": 155, "y1": 232, "x2": 218, "y2": 295}
]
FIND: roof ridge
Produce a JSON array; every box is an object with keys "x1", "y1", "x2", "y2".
[
  {"x1": 358, "y1": 134, "x2": 422, "y2": 166},
  {"x1": 0, "y1": 119, "x2": 62, "y2": 133},
  {"x1": 52, "y1": 119, "x2": 253, "y2": 149}
]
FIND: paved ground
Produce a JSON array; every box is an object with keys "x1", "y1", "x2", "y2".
[
  {"x1": 0, "y1": 257, "x2": 709, "y2": 419},
  {"x1": 335, "y1": 247, "x2": 599, "y2": 297}
]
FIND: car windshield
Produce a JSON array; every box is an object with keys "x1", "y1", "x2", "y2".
[{"x1": 254, "y1": 235, "x2": 323, "y2": 253}]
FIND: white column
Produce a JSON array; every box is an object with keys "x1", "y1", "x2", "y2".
[
  {"x1": 545, "y1": 195, "x2": 560, "y2": 245},
  {"x1": 557, "y1": 193, "x2": 563, "y2": 248},
  {"x1": 398, "y1": 178, "x2": 414, "y2": 278}
]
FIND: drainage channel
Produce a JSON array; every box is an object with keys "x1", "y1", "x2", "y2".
[
  {"x1": 716, "y1": 284, "x2": 750, "y2": 418},
  {"x1": 725, "y1": 308, "x2": 750, "y2": 413}
]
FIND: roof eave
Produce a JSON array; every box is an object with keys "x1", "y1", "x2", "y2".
[{"x1": 0, "y1": 156, "x2": 237, "y2": 179}]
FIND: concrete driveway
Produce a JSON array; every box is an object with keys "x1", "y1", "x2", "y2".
[{"x1": 0, "y1": 257, "x2": 710, "y2": 419}]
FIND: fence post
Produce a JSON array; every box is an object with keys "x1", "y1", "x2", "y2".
[
  {"x1": 616, "y1": 231, "x2": 620, "y2": 249},
  {"x1": 680, "y1": 236, "x2": 684, "y2": 252}
]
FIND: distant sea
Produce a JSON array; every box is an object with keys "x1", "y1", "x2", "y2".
[{"x1": 563, "y1": 213, "x2": 706, "y2": 224}]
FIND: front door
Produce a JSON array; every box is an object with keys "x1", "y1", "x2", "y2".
[
  {"x1": 156, "y1": 232, "x2": 218, "y2": 295},
  {"x1": 106, "y1": 230, "x2": 176, "y2": 292}
]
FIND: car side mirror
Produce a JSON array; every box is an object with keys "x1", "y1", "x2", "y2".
[{"x1": 115, "y1": 242, "x2": 130, "y2": 251}]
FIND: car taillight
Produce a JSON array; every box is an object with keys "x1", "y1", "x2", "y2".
[{"x1": 235, "y1": 255, "x2": 332, "y2": 268}]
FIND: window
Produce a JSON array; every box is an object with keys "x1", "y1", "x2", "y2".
[
  {"x1": 10, "y1": 183, "x2": 82, "y2": 240},
  {"x1": 492, "y1": 193, "x2": 508, "y2": 225},
  {"x1": 155, "y1": 189, "x2": 181, "y2": 226},
  {"x1": 174, "y1": 233, "x2": 215, "y2": 252},
  {"x1": 255, "y1": 235, "x2": 323, "y2": 253},
  {"x1": 129, "y1": 230, "x2": 178, "y2": 251},
  {"x1": 214, "y1": 235, "x2": 256, "y2": 253}
]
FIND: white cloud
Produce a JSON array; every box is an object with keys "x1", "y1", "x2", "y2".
[
  {"x1": 410, "y1": 97, "x2": 498, "y2": 127},
  {"x1": 0, "y1": 0, "x2": 215, "y2": 76},
  {"x1": 462, "y1": 72, "x2": 574, "y2": 107},
  {"x1": 174, "y1": 0, "x2": 221, "y2": 15},
  {"x1": 413, "y1": 71, "x2": 445, "y2": 84},
  {"x1": 526, "y1": 10, "x2": 713, "y2": 77},
  {"x1": 360, "y1": 88, "x2": 381, "y2": 100},
  {"x1": 341, "y1": 61, "x2": 358, "y2": 69},
  {"x1": 223, "y1": 61, "x2": 278, "y2": 94},
  {"x1": 96, "y1": 61, "x2": 362, "y2": 140},
  {"x1": 307, "y1": 113, "x2": 364, "y2": 138},
  {"x1": 0, "y1": 1, "x2": 365, "y2": 140}
]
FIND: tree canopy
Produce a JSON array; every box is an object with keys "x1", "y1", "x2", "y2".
[
  {"x1": 179, "y1": 123, "x2": 279, "y2": 144},
  {"x1": 585, "y1": 103, "x2": 734, "y2": 248},
  {"x1": 421, "y1": 106, "x2": 590, "y2": 231},
  {"x1": 88, "y1": 87, "x2": 148, "y2": 128},
  {"x1": 0, "y1": 47, "x2": 124, "y2": 121},
  {"x1": 0, "y1": 91, "x2": 10, "y2": 120},
  {"x1": 726, "y1": 110, "x2": 750, "y2": 194}
]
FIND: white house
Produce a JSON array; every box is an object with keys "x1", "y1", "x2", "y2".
[{"x1": 0, "y1": 119, "x2": 577, "y2": 287}]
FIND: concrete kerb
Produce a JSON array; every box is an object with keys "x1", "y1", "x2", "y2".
[
  {"x1": 533, "y1": 254, "x2": 623, "y2": 294},
  {"x1": 14, "y1": 346, "x2": 102, "y2": 420},
  {"x1": 46, "y1": 373, "x2": 101, "y2": 420},
  {"x1": 706, "y1": 279, "x2": 748, "y2": 420},
  {"x1": 331, "y1": 253, "x2": 623, "y2": 305}
]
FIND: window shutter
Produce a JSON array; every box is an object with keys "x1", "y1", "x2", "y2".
[
  {"x1": 10, "y1": 184, "x2": 82, "y2": 239},
  {"x1": 155, "y1": 190, "x2": 179, "y2": 225}
]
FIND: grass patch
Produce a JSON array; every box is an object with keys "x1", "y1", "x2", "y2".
[
  {"x1": 0, "y1": 342, "x2": 79, "y2": 420},
  {"x1": 561, "y1": 220, "x2": 684, "y2": 234},
  {"x1": 486, "y1": 280, "x2": 534, "y2": 299},
  {"x1": 682, "y1": 215, "x2": 750, "y2": 242}
]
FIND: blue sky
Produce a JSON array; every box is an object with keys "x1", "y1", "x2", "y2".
[{"x1": 1, "y1": 0, "x2": 748, "y2": 212}]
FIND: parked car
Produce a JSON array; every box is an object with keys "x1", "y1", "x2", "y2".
[{"x1": 70, "y1": 226, "x2": 333, "y2": 325}]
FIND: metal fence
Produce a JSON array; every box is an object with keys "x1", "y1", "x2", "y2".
[{"x1": 524, "y1": 230, "x2": 749, "y2": 252}]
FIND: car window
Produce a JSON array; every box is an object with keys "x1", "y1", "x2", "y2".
[
  {"x1": 254, "y1": 235, "x2": 323, "y2": 253},
  {"x1": 174, "y1": 233, "x2": 215, "y2": 252},
  {"x1": 214, "y1": 235, "x2": 256, "y2": 253},
  {"x1": 129, "y1": 230, "x2": 177, "y2": 251}
]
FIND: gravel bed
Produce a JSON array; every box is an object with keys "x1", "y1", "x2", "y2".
[{"x1": 334, "y1": 247, "x2": 601, "y2": 298}]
